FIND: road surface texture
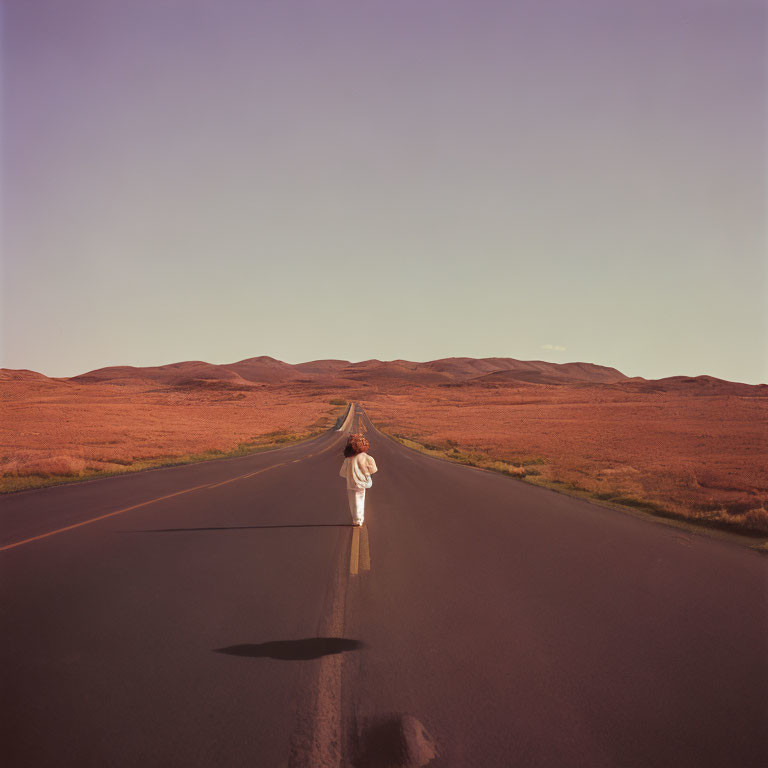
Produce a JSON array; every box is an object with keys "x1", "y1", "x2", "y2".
[{"x1": 1, "y1": 403, "x2": 766, "y2": 767}]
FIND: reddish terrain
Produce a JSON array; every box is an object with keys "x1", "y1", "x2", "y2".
[
  {"x1": 2, "y1": 356, "x2": 766, "y2": 535},
  {"x1": 361, "y1": 383, "x2": 768, "y2": 536},
  {"x1": 0, "y1": 367, "x2": 345, "y2": 491}
]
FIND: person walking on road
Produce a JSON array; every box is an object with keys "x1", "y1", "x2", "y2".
[{"x1": 339, "y1": 433, "x2": 378, "y2": 526}]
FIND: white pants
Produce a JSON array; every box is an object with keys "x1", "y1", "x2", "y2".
[{"x1": 347, "y1": 488, "x2": 366, "y2": 523}]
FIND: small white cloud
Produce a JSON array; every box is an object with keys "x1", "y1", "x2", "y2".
[{"x1": 541, "y1": 344, "x2": 567, "y2": 351}]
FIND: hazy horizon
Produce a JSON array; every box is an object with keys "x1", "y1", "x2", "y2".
[{"x1": 3, "y1": 0, "x2": 766, "y2": 384}]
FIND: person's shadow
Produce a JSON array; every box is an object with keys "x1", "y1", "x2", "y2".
[
  {"x1": 132, "y1": 524, "x2": 350, "y2": 532},
  {"x1": 214, "y1": 637, "x2": 364, "y2": 660}
]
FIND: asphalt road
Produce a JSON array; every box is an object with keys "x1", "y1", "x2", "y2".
[{"x1": 1, "y1": 403, "x2": 766, "y2": 767}]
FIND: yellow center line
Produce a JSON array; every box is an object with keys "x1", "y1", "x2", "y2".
[
  {"x1": 316, "y1": 438, "x2": 344, "y2": 456},
  {"x1": 0, "y1": 480, "x2": 216, "y2": 553},
  {"x1": 2, "y1": 433, "x2": 349, "y2": 553},
  {"x1": 207, "y1": 462, "x2": 286, "y2": 489},
  {"x1": 305, "y1": 524, "x2": 348, "y2": 765},
  {"x1": 359, "y1": 524, "x2": 371, "y2": 572},
  {"x1": 349, "y1": 527, "x2": 360, "y2": 575}
]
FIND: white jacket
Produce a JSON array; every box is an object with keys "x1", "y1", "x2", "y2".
[{"x1": 339, "y1": 452, "x2": 378, "y2": 490}]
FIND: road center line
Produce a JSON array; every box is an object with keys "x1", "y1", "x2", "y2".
[
  {"x1": 207, "y1": 463, "x2": 286, "y2": 489},
  {"x1": 349, "y1": 527, "x2": 360, "y2": 575},
  {"x1": 294, "y1": 532, "x2": 349, "y2": 767},
  {"x1": 359, "y1": 524, "x2": 371, "y2": 572},
  {"x1": 1, "y1": 431, "x2": 348, "y2": 553},
  {"x1": 0, "y1": 451, "x2": 313, "y2": 552},
  {"x1": 0, "y1": 480, "x2": 215, "y2": 552}
]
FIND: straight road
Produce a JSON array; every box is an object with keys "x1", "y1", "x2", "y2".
[
  {"x1": 1, "y1": 403, "x2": 766, "y2": 767},
  {"x1": 344, "y1": 407, "x2": 768, "y2": 768}
]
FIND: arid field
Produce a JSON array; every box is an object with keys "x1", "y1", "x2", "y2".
[
  {"x1": 2, "y1": 356, "x2": 766, "y2": 537},
  {"x1": 0, "y1": 375, "x2": 348, "y2": 491},
  {"x1": 361, "y1": 383, "x2": 768, "y2": 536}
]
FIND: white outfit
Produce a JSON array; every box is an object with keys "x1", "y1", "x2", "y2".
[
  {"x1": 347, "y1": 489, "x2": 366, "y2": 524},
  {"x1": 339, "y1": 452, "x2": 378, "y2": 524}
]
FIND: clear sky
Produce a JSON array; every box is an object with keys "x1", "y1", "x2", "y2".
[{"x1": 2, "y1": 0, "x2": 766, "y2": 383}]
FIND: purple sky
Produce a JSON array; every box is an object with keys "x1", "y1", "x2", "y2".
[{"x1": 2, "y1": 0, "x2": 766, "y2": 383}]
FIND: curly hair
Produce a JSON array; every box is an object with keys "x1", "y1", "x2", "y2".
[{"x1": 344, "y1": 433, "x2": 369, "y2": 457}]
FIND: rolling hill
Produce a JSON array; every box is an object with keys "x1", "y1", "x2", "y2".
[{"x1": 3, "y1": 356, "x2": 764, "y2": 393}]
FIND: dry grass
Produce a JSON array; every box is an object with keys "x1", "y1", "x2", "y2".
[
  {"x1": 361, "y1": 385, "x2": 768, "y2": 536},
  {"x1": 4, "y1": 373, "x2": 767, "y2": 539},
  {"x1": 0, "y1": 378, "x2": 347, "y2": 492}
]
